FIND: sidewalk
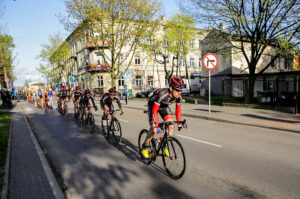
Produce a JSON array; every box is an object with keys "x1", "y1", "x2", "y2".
[
  {"x1": 2, "y1": 102, "x2": 65, "y2": 199},
  {"x1": 123, "y1": 99, "x2": 300, "y2": 134}
]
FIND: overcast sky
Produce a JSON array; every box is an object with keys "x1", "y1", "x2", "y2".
[{"x1": 1, "y1": 0, "x2": 180, "y2": 87}]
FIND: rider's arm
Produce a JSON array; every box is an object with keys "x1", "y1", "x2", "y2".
[
  {"x1": 90, "y1": 95, "x2": 96, "y2": 107},
  {"x1": 175, "y1": 103, "x2": 181, "y2": 123},
  {"x1": 152, "y1": 102, "x2": 160, "y2": 126},
  {"x1": 114, "y1": 96, "x2": 122, "y2": 108}
]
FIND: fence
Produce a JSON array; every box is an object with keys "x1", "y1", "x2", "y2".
[{"x1": 222, "y1": 74, "x2": 300, "y2": 113}]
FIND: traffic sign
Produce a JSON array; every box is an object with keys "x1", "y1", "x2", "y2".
[
  {"x1": 123, "y1": 71, "x2": 131, "y2": 79},
  {"x1": 202, "y1": 53, "x2": 218, "y2": 70}
]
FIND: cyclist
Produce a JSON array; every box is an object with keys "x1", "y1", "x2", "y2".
[
  {"x1": 100, "y1": 88, "x2": 123, "y2": 120},
  {"x1": 141, "y1": 76, "x2": 185, "y2": 159},
  {"x1": 79, "y1": 89, "x2": 98, "y2": 120},
  {"x1": 37, "y1": 88, "x2": 44, "y2": 108},
  {"x1": 59, "y1": 88, "x2": 70, "y2": 114},
  {"x1": 72, "y1": 86, "x2": 83, "y2": 118},
  {"x1": 47, "y1": 88, "x2": 55, "y2": 108}
]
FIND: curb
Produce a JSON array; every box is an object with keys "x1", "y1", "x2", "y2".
[
  {"x1": 1, "y1": 113, "x2": 12, "y2": 199},
  {"x1": 22, "y1": 112, "x2": 66, "y2": 199},
  {"x1": 124, "y1": 106, "x2": 300, "y2": 134}
]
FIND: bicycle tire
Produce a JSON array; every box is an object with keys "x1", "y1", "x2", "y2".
[
  {"x1": 101, "y1": 117, "x2": 108, "y2": 137},
  {"x1": 109, "y1": 118, "x2": 122, "y2": 143},
  {"x1": 88, "y1": 113, "x2": 95, "y2": 133},
  {"x1": 162, "y1": 136, "x2": 186, "y2": 179},
  {"x1": 138, "y1": 129, "x2": 152, "y2": 165},
  {"x1": 64, "y1": 105, "x2": 68, "y2": 117}
]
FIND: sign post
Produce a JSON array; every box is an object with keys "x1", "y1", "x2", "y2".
[{"x1": 202, "y1": 53, "x2": 219, "y2": 114}]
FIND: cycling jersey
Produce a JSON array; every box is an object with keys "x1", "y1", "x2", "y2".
[
  {"x1": 59, "y1": 92, "x2": 70, "y2": 100},
  {"x1": 100, "y1": 93, "x2": 121, "y2": 110},
  {"x1": 80, "y1": 94, "x2": 96, "y2": 108},
  {"x1": 73, "y1": 90, "x2": 83, "y2": 101},
  {"x1": 147, "y1": 88, "x2": 182, "y2": 125},
  {"x1": 37, "y1": 90, "x2": 43, "y2": 98},
  {"x1": 47, "y1": 91, "x2": 54, "y2": 99}
]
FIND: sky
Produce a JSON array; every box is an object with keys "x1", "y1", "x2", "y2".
[{"x1": 0, "y1": 0, "x2": 181, "y2": 87}]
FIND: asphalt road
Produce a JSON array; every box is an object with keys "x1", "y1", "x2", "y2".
[{"x1": 21, "y1": 101, "x2": 300, "y2": 199}]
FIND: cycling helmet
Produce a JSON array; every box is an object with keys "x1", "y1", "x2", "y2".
[
  {"x1": 169, "y1": 76, "x2": 184, "y2": 91},
  {"x1": 75, "y1": 86, "x2": 80, "y2": 90},
  {"x1": 38, "y1": 88, "x2": 41, "y2": 91},
  {"x1": 108, "y1": 88, "x2": 117, "y2": 94},
  {"x1": 62, "y1": 88, "x2": 67, "y2": 92},
  {"x1": 84, "y1": 89, "x2": 91, "y2": 94}
]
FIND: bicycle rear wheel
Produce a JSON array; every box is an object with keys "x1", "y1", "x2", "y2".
[
  {"x1": 87, "y1": 113, "x2": 95, "y2": 133},
  {"x1": 109, "y1": 118, "x2": 122, "y2": 143},
  {"x1": 162, "y1": 136, "x2": 186, "y2": 179},
  {"x1": 138, "y1": 129, "x2": 152, "y2": 165}
]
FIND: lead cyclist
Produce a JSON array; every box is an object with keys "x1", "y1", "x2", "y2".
[{"x1": 141, "y1": 76, "x2": 185, "y2": 159}]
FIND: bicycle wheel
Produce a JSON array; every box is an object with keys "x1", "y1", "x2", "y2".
[
  {"x1": 101, "y1": 117, "x2": 109, "y2": 137},
  {"x1": 162, "y1": 136, "x2": 186, "y2": 179},
  {"x1": 138, "y1": 129, "x2": 152, "y2": 165},
  {"x1": 65, "y1": 105, "x2": 68, "y2": 117},
  {"x1": 109, "y1": 118, "x2": 122, "y2": 143},
  {"x1": 87, "y1": 113, "x2": 95, "y2": 133}
]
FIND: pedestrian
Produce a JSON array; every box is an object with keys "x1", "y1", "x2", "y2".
[
  {"x1": 124, "y1": 85, "x2": 129, "y2": 105},
  {"x1": 1, "y1": 88, "x2": 8, "y2": 108},
  {"x1": 12, "y1": 89, "x2": 17, "y2": 100}
]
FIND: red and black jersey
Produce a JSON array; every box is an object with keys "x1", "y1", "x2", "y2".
[{"x1": 148, "y1": 88, "x2": 182, "y2": 125}]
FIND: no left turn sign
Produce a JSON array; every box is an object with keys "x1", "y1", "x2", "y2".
[{"x1": 202, "y1": 53, "x2": 218, "y2": 70}]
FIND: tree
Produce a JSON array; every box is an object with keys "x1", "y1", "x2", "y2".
[
  {"x1": 180, "y1": 0, "x2": 300, "y2": 102},
  {"x1": 167, "y1": 13, "x2": 196, "y2": 90},
  {"x1": 37, "y1": 33, "x2": 71, "y2": 84},
  {"x1": 60, "y1": 0, "x2": 161, "y2": 87},
  {"x1": 0, "y1": 34, "x2": 16, "y2": 88}
]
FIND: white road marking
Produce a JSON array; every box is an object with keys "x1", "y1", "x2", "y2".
[
  {"x1": 176, "y1": 134, "x2": 223, "y2": 148},
  {"x1": 119, "y1": 119, "x2": 130, "y2": 123}
]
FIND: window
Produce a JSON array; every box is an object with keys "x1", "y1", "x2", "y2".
[
  {"x1": 135, "y1": 55, "x2": 141, "y2": 65},
  {"x1": 179, "y1": 57, "x2": 185, "y2": 67},
  {"x1": 147, "y1": 76, "x2": 153, "y2": 86},
  {"x1": 163, "y1": 39, "x2": 168, "y2": 47},
  {"x1": 136, "y1": 76, "x2": 143, "y2": 87},
  {"x1": 146, "y1": 38, "x2": 152, "y2": 45},
  {"x1": 97, "y1": 75, "x2": 103, "y2": 87},
  {"x1": 285, "y1": 59, "x2": 292, "y2": 70},
  {"x1": 199, "y1": 58, "x2": 202, "y2": 67},
  {"x1": 95, "y1": 52, "x2": 104, "y2": 65},
  {"x1": 165, "y1": 79, "x2": 169, "y2": 87},
  {"x1": 190, "y1": 40, "x2": 194, "y2": 49},
  {"x1": 118, "y1": 76, "x2": 124, "y2": 86},
  {"x1": 190, "y1": 58, "x2": 195, "y2": 67}
]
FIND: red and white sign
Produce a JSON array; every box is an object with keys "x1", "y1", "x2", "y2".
[{"x1": 202, "y1": 53, "x2": 218, "y2": 70}]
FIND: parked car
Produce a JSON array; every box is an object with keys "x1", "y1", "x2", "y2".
[{"x1": 136, "y1": 88, "x2": 156, "y2": 98}]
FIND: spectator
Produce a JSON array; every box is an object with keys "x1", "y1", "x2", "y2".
[{"x1": 124, "y1": 85, "x2": 129, "y2": 105}]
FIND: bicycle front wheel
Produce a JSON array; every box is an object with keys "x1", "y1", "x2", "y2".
[
  {"x1": 109, "y1": 118, "x2": 122, "y2": 143},
  {"x1": 162, "y1": 136, "x2": 186, "y2": 179},
  {"x1": 87, "y1": 113, "x2": 95, "y2": 133}
]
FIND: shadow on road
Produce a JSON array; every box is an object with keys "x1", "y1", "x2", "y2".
[{"x1": 241, "y1": 114, "x2": 300, "y2": 123}]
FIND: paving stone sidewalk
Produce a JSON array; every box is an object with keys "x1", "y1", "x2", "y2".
[
  {"x1": 122, "y1": 99, "x2": 300, "y2": 133},
  {"x1": 2, "y1": 101, "x2": 65, "y2": 199}
]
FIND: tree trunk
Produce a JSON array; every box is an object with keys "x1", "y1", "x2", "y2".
[{"x1": 248, "y1": 75, "x2": 256, "y2": 103}]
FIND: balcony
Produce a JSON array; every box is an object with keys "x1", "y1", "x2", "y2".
[
  {"x1": 85, "y1": 40, "x2": 109, "y2": 49},
  {"x1": 86, "y1": 64, "x2": 111, "y2": 72}
]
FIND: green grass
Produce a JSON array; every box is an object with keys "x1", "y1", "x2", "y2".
[{"x1": 0, "y1": 112, "x2": 11, "y2": 196}]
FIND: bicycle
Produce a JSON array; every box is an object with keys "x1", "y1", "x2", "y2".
[
  {"x1": 138, "y1": 111, "x2": 187, "y2": 179},
  {"x1": 60, "y1": 100, "x2": 69, "y2": 117},
  {"x1": 101, "y1": 109, "x2": 123, "y2": 143},
  {"x1": 81, "y1": 105, "x2": 96, "y2": 133}
]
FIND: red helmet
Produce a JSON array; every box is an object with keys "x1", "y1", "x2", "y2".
[
  {"x1": 62, "y1": 88, "x2": 67, "y2": 92},
  {"x1": 108, "y1": 88, "x2": 117, "y2": 94},
  {"x1": 84, "y1": 89, "x2": 91, "y2": 94},
  {"x1": 76, "y1": 86, "x2": 80, "y2": 90},
  {"x1": 169, "y1": 76, "x2": 184, "y2": 91}
]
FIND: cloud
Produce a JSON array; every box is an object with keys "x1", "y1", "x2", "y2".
[{"x1": 13, "y1": 65, "x2": 44, "y2": 86}]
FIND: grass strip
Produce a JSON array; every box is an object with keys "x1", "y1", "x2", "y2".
[{"x1": 0, "y1": 112, "x2": 11, "y2": 196}]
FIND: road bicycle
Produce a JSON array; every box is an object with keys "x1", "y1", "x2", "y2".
[
  {"x1": 60, "y1": 100, "x2": 69, "y2": 117},
  {"x1": 81, "y1": 105, "x2": 96, "y2": 133},
  {"x1": 101, "y1": 109, "x2": 123, "y2": 143},
  {"x1": 138, "y1": 111, "x2": 187, "y2": 179}
]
